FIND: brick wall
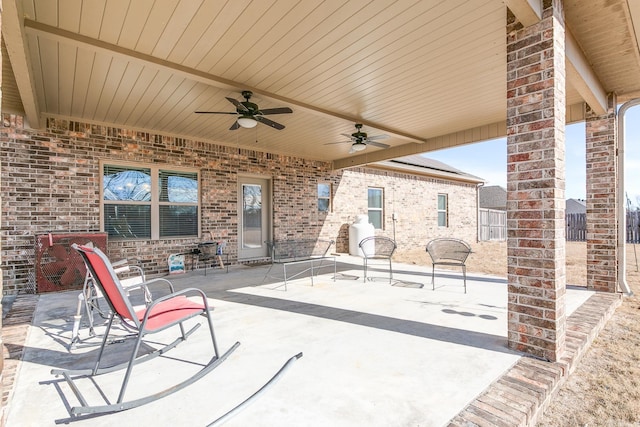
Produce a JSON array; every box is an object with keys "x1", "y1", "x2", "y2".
[
  {"x1": 585, "y1": 97, "x2": 618, "y2": 292},
  {"x1": 333, "y1": 167, "x2": 478, "y2": 253},
  {"x1": 505, "y1": 1, "x2": 567, "y2": 362},
  {"x1": 0, "y1": 15, "x2": 4, "y2": 426},
  {"x1": 0, "y1": 115, "x2": 478, "y2": 294}
]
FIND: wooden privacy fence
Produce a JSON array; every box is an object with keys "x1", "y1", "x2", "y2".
[
  {"x1": 566, "y1": 212, "x2": 640, "y2": 243},
  {"x1": 566, "y1": 213, "x2": 587, "y2": 241},
  {"x1": 629, "y1": 211, "x2": 640, "y2": 243},
  {"x1": 479, "y1": 211, "x2": 640, "y2": 243},
  {"x1": 478, "y1": 208, "x2": 506, "y2": 241}
]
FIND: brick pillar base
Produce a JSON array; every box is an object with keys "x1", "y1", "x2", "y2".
[{"x1": 505, "y1": 2, "x2": 567, "y2": 362}]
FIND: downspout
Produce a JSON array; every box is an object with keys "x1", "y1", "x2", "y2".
[
  {"x1": 476, "y1": 182, "x2": 484, "y2": 242},
  {"x1": 616, "y1": 98, "x2": 640, "y2": 295}
]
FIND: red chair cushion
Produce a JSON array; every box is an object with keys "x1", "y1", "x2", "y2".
[{"x1": 136, "y1": 296, "x2": 206, "y2": 332}]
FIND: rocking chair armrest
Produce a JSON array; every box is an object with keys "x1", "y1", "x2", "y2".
[
  {"x1": 120, "y1": 282, "x2": 147, "y2": 294},
  {"x1": 122, "y1": 278, "x2": 173, "y2": 294},
  {"x1": 111, "y1": 258, "x2": 129, "y2": 268},
  {"x1": 139, "y1": 277, "x2": 175, "y2": 293},
  {"x1": 111, "y1": 259, "x2": 143, "y2": 275},
  {"x1": 123, "y1": 278, "x2": 174, "y2": 306},
  {"x1": 128, "y1": 264, "x2": 145, "y2": 277}
]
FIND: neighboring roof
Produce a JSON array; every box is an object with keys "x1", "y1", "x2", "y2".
[
  {"x1": 371, "y1": 155, "x2": 485, "y2": 184},
  {"x1": 479, "y1": 185, "x2": 507, "y2": 210},
  {"x1": 2, "y1": 1, "x2": 639, "y2": 166},
  {"x1": 566, "y1": 198, "x2": 587, "y2": 214}
]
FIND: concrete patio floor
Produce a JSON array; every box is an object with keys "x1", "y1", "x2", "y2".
[{"x1": 3, "y1": 254, "x2": 619, "y2": 426}]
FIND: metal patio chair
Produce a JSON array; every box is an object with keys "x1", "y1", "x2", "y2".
[
  {"x1": 52, "y1": 243, "x2": 239, "y2": 416},
  {"x1": 70, "y1": 252, "x2": 148, "y2": 349},
  {"x1": 359, "y1": 236, "x2": 397, "y2": 283},
  {"x1": 195, "y1": 240, "x2": 228, "y2": 275},
  {"x1": 426, "y1": 238, "x2": 472, "y2": 293}
]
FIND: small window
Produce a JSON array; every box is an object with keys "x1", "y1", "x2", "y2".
[
  {"x1": 437, "y1": 193, "x2": 448, "y2": 227},
  {"x1": 318, "y1": 183, "x2": 331, "y2": 212},
  {"x1": 368, "y1": 187, "x2": 384, "y2": 229}
]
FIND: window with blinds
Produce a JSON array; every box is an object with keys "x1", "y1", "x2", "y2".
[
  {"x1": 102, "y1": 163, "x2": 199, "y2": 240},
  {"x1": 159, "y1": 170, "x2": 198, "y2": 237},
  {"x1": 437, "y1": 193, "x2": 448, "y2": 227},
  {"x1": 368, "y1": 187, "x2": 384, "y2": 229}
]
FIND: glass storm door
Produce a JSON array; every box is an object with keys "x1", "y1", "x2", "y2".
[{"x1": 238, "y1": 177, "x2": 271, "y2": 259}]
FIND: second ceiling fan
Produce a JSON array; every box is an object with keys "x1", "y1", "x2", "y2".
[
  {"x1": 327, "y1": 123, "x2": 390, "y2": 153},
  {"x1": 195, "y1": 91, "x2": 292, "y2": 130}
]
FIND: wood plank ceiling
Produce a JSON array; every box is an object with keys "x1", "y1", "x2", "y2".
[{"x1": 3, "y1": 0, "x2": 640, "y2": 167}]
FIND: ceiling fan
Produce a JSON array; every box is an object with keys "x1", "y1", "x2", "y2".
[
  {"x1": 326, "y1": 123, "x2": 390, "y2": 153},
  {"x1": 195, "y1": 91, "x2": 292, "y2": 130}
]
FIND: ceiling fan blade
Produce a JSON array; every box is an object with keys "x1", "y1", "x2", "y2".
[
  {"x1": 229, "y1": 121, "x2": 240, "y2": 130},
  {"x1": 368, "y1": 134, "x2": 390, "y2": 140},
  {"x1": 259, "y1": 107, "x2": 293, "y2": 115},
  {"x1": 365, "y1": 140, "x2": 390, "y2": 149},
  {"x1": 195, "y1": 111, "x2": 237, "y2": 114},
  {"x1": 340, "y1": 133, "x2": 354, "y2": 139},
  {"x1": 226, "y1": 97, "x2": 248, "y2": 112},
  {"x1": 255, "y1": 116, "x2": 285, "y2": 130}
]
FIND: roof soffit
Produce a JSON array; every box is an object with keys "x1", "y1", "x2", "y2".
[{"x1": 2, "y1": 0, "x2": 639, "y2": 166}]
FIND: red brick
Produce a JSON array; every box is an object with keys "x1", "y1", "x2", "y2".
[{"x1": 506, "y1": 3, "x2": 566, "y2": 361}]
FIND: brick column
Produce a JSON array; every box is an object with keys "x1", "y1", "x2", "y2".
[
  {"x1": 0, "y1": 9, "x2": 5, "y2": 426},
  {"x1": 505, "y1": 2, "x2": 566, "y2": 362},
  {"x1": 585, "y1": 95, "x2": 618, "y2": 292}
]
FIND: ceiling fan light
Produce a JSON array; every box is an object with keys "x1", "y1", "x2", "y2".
[
  {"x1": 237, "y1": 116, "x2": 258, "y2": 128},
  {"x1": 351, "y1": 142, "x2": 367, "y2": 152}
]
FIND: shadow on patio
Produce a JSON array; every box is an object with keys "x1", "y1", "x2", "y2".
[{"x1": 3, "y1": 254, "x2": 618, "y2": 427}]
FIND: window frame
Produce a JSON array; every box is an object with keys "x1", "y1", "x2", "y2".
[
  {"x1": 317, "y1": 182, "x2": 332, "y2": 212},
  {"x1": 100, "y1": 160, "x2": 200, "y2": 240},
  {"x1": 437, "y1": 193, "x2": 448, "y2": 227},
  {"x1": 368, "y1": 187, "x2": 384, "y2": 230}
]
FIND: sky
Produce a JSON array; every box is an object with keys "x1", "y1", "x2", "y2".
[{"x1": 427, "y1": 105, "x2": 640, "y2": 208}]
